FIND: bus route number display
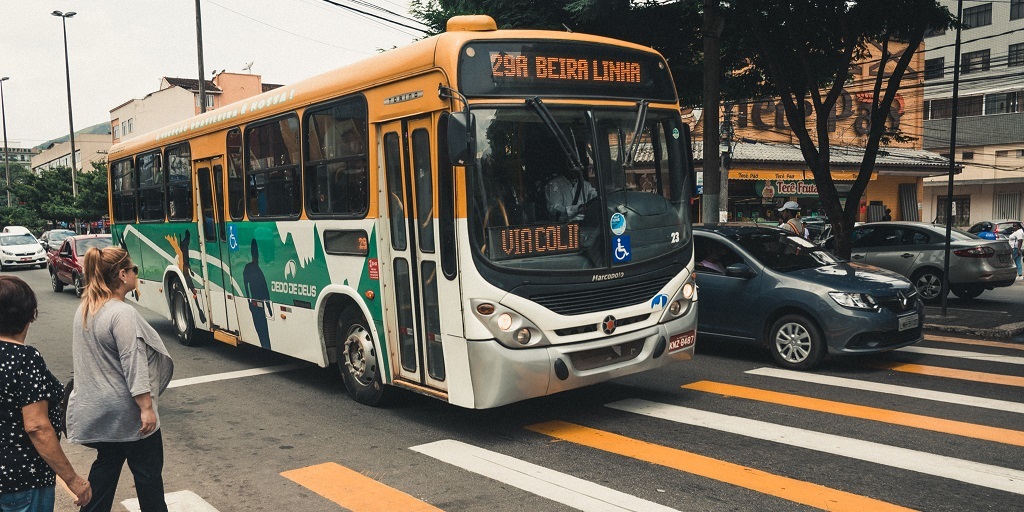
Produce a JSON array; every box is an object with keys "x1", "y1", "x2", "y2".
[
  {"x1": 488, "y1": 223, "x2": 581, "y2": 260},
  {"x1": 490, "y1": 52, "x2": 641, "y2": 84}
]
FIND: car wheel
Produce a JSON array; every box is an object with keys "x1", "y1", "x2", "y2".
[
  {"x1": 50, "y1": 269, "x2": 64, "y2": 292},
  {"x1": 171, "y1": 283, "x2": 201, "y2": 346},
  {"x1": 911, "y1": 268, "x2": 944, "y2": 303},
  {"x1": 336, "y1": 310, "x2": 389, "y2": 406},
  {"x1": 951, "y1": 285, "x2": 984, "y2": 301},
  {"x1": 768, "y1": 314, "x2": 826, "y2": 371},
  {"x1": 73, "y1": 274, "x2": 85, "y2": 298}
]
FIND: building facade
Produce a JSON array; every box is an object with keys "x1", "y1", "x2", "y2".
[
  {"x1": 110, "y1": 72, "x2": 282, "y2": 144},
  {"x1": 31, "y1": 132, "x2": 111, "y2": 173},
  {"x1": 921, "y1": 0, "x2": 1024, "y2": 226},
  {"x1": 1, "y1": 146, "x2": 39, "y2": 168}
]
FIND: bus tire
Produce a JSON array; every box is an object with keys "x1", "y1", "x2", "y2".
[
  {"x1": 170, "y1": 282, "x2": 201, "y2": 347},
  {"x1": 336, "y1": 311, "x2": 389, "y2": 406}
]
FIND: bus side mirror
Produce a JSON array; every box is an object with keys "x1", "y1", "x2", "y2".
[{"x1": 446, "y1": 112, "x2": 476, "y2": 166}]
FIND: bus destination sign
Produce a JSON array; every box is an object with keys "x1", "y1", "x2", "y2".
[
  {"x1": 459, "y1": 41, "x2": 677, "y2": 101},
  {"x1": 491, "y1": 52, "x2": 642, "y2": 84},
  {"x1": 488, "y1": 223, "x2": 581, "y2": 260}
]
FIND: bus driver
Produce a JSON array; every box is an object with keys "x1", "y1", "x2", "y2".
[{"x1": 544, "y1": 163, "x2": 597, "y2": 222}]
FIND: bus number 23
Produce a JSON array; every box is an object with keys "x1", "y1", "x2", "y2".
[{"x1": 670, "y1": 232, "x2": 679, "y2": 243}]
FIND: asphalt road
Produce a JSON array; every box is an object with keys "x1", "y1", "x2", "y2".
[{"x1": 4, "y1": 266, "x2": 1022, "y2": 512}]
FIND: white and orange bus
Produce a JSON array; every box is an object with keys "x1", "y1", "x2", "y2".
[{"x1": 108, "y1": 15, "x2": 698, "y2": 408}]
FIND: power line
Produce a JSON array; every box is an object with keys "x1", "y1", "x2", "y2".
[{"x1": 318, "y1": 0, "x2": 428, "y2": 33}]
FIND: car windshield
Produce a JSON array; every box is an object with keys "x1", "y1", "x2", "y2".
[
  {"x1": 51, "y1": 231, "x2": 75, "y2": 242},
  {"x1": 78, "y1": 238, "x2": 112, "y2": 252},
  {"x1": 468, "y1": 106, "x2": 692, "y2": 271},
  {"x1": 733, "y1": 231, "x2": 841, "y2": 272},
  {"x1": 0, "y1": 234, "x2": 37, "y2": 246}
]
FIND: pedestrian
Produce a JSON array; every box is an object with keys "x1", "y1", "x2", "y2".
[
  {"x1": 66, "y1": 247, "x2": 173, "y2": 512},
  {"x1": 882, "y1": 208, "x2": 892, "y2": 221},
  {"x1": 1008, "y1": 226, "x2": 1024, "y2": 278},
  {"x1": 777, "y1": 201, "x2": 807, "y2": 238},
  {"x1": 0, "y1": 276, "x2": 92, "y2": 511}
]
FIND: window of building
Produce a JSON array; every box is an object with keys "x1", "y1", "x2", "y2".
[
  {"x1": 962, "y1": 151, "x2": 975, "y2": 160},
  {"x1": 995, "y1": 193, "x2": 1021, "y2": 220},
  {"x1": 924, "y1": 57, "x2": 944, "y2": 79},
  {"x1": 1013, "y1": 0, "x2": 1024, "y2": 21},
  {"x1": 985, "y1": 93, "x2": 1015, "y2": 115},
  {"x1": 930, "y1": 98, "x2": 952, "y2": 119},
  {"x1": 936, "y1": 195, "x2": 971, "y2": 226},
  {"x1": 245, "y1": 114, "x2": 301, "y2": 218},
  {"x1": 113, "y1": 124, "x2": 121, "y2": 140},
  {"x1": 227, "y1": 128, "x2": 244, "y2": 220},
  {"x1": 1010, "y1": 43, "x2": 1024, "y2": 68},
  {"x1": 194, "y1": 94, "x2": 215, "y2": 108},
  {"x1": 996, "y1": 150, "x2": 1010, "y2": 158},
  {"x1": 166, "y1": 144, "x2": 193, "y2": 221},
  {"x1": 924, "y1": 27, "x2": 946, "y2": 38},
  {"x1": 960, "y1": 95, "x2": 983, "y2": 117},
  {"x1": 961, "y1": 49, "x2": 990, "y2": 74},
  {"x1": 137, "y1": 151, "x2": 165, "y2": 222},
  {"x1": 111, "y1": 158, "x2": 136, "y2": 223},
  {"x1": 963, "y1": 3, "x2": 992, "y2": 28},
  {"x1": 303, "y1": 96, "x2": 369, "y2": 217}
]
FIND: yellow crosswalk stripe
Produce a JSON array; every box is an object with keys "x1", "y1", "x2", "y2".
[
  {"x1": 526, "y1": 420, "x2": 914, "y2": 512},
  {"x1": 683, "y1": 381, "x2": 1024, "y2": 447},
  {"x1": 924, "y1": 334, "x2": 1024, "y2": 351},
  {"x1": 870, "y1": 361, "x2": 1024, "y2": 387},
  {"x1": 281, "y1": 462, "x2": 443, "y2": 512}
]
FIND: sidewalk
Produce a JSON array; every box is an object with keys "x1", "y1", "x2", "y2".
[{"x1": 922, "y1": 279, "x2": 1024, "y2": 340}]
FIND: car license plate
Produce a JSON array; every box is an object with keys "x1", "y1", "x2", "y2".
[
  {"x1": 669, "y1": 330, "x2": 696, "y2": 352},
  {"x1": 19, "y1": 257, "x2": 31, "y2": 262},
  {"x1": 898, "y1": 314, "x2": 919, "y2": 332}
]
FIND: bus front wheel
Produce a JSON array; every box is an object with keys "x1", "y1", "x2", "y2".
[
  {"x1": 171, "y1": 283, "x2": 201, "y2": 347},
  {"x1": 336, "y1": 312, "x2": 389, "y2": 406}
]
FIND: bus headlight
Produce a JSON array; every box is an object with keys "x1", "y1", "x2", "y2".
[
  {"x1": 470, "y1": 299, "x2": 549, "y2": 349},
  {"x1": 669, "y1": 300, "x2": 683, "y2": 316}
]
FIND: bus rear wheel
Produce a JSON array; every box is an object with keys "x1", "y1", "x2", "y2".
[
  {"x1": 171, "y1": 283, "x2": 201, "y2": 347},
  {"x1": 336, "y1": 311, "x2": 388, "y2": 406}
]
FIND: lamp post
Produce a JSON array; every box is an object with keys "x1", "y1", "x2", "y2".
[
  {"x1": 1, "y1": 76, "x2": 10, "y2": 208},
  {"x1": 53, "y1": 10, "x2": 79, "y2": 232}
]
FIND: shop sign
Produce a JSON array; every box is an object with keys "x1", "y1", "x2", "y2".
[{"x1": 756, "y1": 180, "x2": 820, "y2": 198}]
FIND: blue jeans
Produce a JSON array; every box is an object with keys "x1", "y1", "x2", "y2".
[
  {"x1": 0, "y1": 486, "x2": 55, "y2": 512},
  {"x1": 1014, "y1": 248, "x2": 1022, "y2": 276}
]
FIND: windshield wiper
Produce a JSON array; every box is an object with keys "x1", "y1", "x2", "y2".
[
  {"x1": 526, "y1": 97, "x2": 584, "y2": 173},
  {"x1": 623, "y1": 100, "x2": 649, "y2": 169}
]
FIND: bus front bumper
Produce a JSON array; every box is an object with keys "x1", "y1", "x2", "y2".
[{"x1": 466, "y1": 312, "x2": 697, "y2": 409}]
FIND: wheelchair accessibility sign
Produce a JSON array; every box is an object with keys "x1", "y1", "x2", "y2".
[
  {"x1": 228, "y1": 225, "x2": 239, "y2": 252},
  {"x1": 612, "y1": 235, "x2": 631, "y2": 263}
]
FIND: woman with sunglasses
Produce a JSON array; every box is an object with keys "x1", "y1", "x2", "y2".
[{"x1": 67, "y1": 247, "x2": 173, "y2": 512}]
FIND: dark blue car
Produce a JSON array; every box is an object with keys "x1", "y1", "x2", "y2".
[{"x1": 694, "y1": 224, "x2": 923, "y2": 370}]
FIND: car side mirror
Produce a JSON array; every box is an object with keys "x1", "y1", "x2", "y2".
[
  {"x1": 725, "y1": 263, "x2": 756, "y2": 279},
  {"x1": 446, "y1": 112, "x2": 476, "y2": 166}
]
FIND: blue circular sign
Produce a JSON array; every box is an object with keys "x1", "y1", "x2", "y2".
[{"x1": 610, "y1": 212, "x2": 626, "y2": 235}]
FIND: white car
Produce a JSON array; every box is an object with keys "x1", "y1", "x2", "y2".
[
  {"x1": 2, "y1": 226, "x2": 32, "y2": 235},
  {"x1": 0, "y1": 233, "x2": 48, "y2": 270}
]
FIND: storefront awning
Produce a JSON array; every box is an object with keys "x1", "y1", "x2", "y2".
[{"x1": 730, "y1": 169, "x2": 874, "y2": 181}]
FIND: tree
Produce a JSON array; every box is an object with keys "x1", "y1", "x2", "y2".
[
  {"x1": 729, "y1": 0, "x2": 952, "y2": 258},
  {"x1": 76, "y1": 161, "x2": 109, "y2": 222}
]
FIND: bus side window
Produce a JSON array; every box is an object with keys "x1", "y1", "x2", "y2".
[
  {"x1": 302, "y1": 96, "x2": 369, "y2": 217},
  {"x1": 437, "y1": 113, "x2": 457, "y2": 280},
  {"x1": 166, "y1": 143, "x2": 193, "y2": 221},
  {"x1": 245, "y1": 115, "x2": 301, "y2": 218},
  {"x1": 227, "y1": 128, "x2": 244, "y2": 220},
  {"x1": 111, "y1": 158, "x2": 137, "y2": 224}
]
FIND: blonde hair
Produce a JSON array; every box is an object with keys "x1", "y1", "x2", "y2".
[{"x1": 81, "y1": 246, "x2": 132, "y2": 327}]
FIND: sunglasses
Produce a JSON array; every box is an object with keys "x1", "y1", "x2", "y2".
[{"x1": 125, "y1": 265, "x2": 139, "y2": 275}]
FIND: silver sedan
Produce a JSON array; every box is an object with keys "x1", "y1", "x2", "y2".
[{"x1": 850, "y1": 221, "x2": 1016, "y2": 302}]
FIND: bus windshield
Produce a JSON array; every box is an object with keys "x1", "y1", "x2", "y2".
[{"x1": 468, "y1": 106, "x2": 692, "y2": 271}]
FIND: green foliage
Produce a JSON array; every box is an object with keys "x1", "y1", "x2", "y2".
[
  {"x1": 76, "y1": 161, "x2": 109, "y2": 222},
  {"x1": 0, "y1": 161, "x2": 110, "y2": 231}
]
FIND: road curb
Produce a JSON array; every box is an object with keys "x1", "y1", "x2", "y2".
[{"x1": 924, "y1": 321, "x2": 1024, "y2": 340}]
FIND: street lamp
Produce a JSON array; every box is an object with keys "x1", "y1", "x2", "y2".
[
  {"x1": 1, "y1": 76, "x2": 10, "y2": 208},
  {"x1": 53, "y1": 10, "x2": 79, "y2": 232}
]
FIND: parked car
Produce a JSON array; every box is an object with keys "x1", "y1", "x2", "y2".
[
  {"x1": 967, "y1": 219, "x2": 1022, "y2": 240},
  {"x1": 694, "y1": 224, "x2": 923, "y2": 370},
  {"x1": 1, "y1": 226, "x2": 32, "y2": 236},
  {"x1": 38, "y1": 229, "x2": 76, "y2": 251},
  {"x1": 48, "y1": 234, "x2": 112, "y2": 297},
  {"x1": 850, "y1": 221, "x2": 1016, "y2": 302},
  {"x1": 0, "y1": 233, "x2": 48, "y2": 270}
]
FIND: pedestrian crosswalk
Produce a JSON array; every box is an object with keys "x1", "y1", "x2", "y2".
[{"x1": 277, "y1": 334, "x2": 1023, "y2": 511}]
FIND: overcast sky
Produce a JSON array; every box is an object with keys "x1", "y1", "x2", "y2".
[{"x1": 1, "y1": 0, "x2": 424, "y2": 147}]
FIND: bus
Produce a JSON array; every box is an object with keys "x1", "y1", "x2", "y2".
[{"x1": 108, "y1": 15, "x2": 698, "y2": 409}]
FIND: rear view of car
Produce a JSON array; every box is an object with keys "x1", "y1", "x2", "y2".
[{"x1": 851, "y1": 221, "x2": 1016, "y2": 302}]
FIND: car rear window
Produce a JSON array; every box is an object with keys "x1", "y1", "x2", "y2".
[{"x1": 77, "y1": 238, "x2": 113, "y2": 252}]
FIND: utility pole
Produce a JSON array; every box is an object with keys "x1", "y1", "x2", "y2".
[
  {"x1": 702, "y1": 0, "x2": 725, "y2": 224},
  {"x1": 720, "y1": 106, "x2": 733, "y2": 220},
  {"x1": 196, "y1": 0, "x2": 208, "y2": 113},
  {"x1": 1, "y1": 77, "x2": 10, "y2": 208},
  {"x1": 940, "y1": 0, "x2": 964, "y2": 316},
  {"x1": 53, "y1": 10, "x2": 79, "y2": 232}
]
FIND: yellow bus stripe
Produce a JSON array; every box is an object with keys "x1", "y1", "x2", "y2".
[
  {"x1": 281, "y1": 462, "x2": 444, "y2": 512},
  {"x1": 683, "y1": 381, "x2": 1024, "y2": 447},
  {"x1": 924, "y1": 334, "x2": 1024, "y2": 351},
  {"x1": 525, "y1": 421, "x2": 914, "y2": 512},
  {"x1": 870, "y1": 361, "x2": 1024, "y2": 387}
]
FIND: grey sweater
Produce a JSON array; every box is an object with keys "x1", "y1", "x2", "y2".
[{"x1": 67, "y1": 300, "x2": 174, "y2": 444}]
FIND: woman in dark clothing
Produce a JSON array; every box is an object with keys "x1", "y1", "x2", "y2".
[{"x1": 0, "y1": 276, "x2": 91, "y2": 511}]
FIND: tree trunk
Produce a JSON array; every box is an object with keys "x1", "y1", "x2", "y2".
[{"x1": 701, "y1": 0, "x2": 725, "y2": 224}]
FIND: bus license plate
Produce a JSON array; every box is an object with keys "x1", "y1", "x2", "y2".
[
  {"x1": 898, "y1": 314, "x2": 919, "y2": 332},
  {"x1": 669, "y1": 330, "x2": 696, "y2": 352}
]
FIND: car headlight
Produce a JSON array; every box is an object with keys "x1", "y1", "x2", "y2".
[
  {"x1": 1, "y1": 249, "x2": 12, "y2": 256},
  {"x1": 829, "y1": 292, "x2": 879, "y2": 311}
]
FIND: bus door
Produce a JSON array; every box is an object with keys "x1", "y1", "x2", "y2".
[
  {"x1": 196, "y1": 160, "x2": 240, "y2": 334},
  {"x1": 380, "y1": 117, "x2": 448, "y2": 392}
]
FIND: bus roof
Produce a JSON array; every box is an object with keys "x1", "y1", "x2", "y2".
[{"x1": 109, "y1": 16, "x2": 673, "y2": 159}]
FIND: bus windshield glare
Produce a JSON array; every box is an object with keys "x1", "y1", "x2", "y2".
[{"x1": 468, "y1": 106, "x2": 692, "y2": 271}]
